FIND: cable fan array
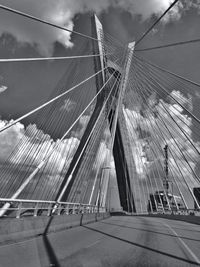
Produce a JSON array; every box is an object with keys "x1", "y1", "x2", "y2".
[
  {"x1": 121, "y1": 54, "x2": 200, "y2": 212},
  {"x1": 0, "y1": 29, "x2": 128, "y2": 211}
]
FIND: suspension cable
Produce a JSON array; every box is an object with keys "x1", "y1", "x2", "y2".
[
  {"x1": 134, "y1": 54, "x2": 200, "y2": 88},
  {"x1": 0, "y1": 54, "x2": 109, "y2": 63},
  {"x1": 127, "y1": 77, "x2": 170, "y2": 211},
  {"x1": 0, "y1": 4, "x2": 98, "y2": 42},
  {"x1": 135, "y1": 38, "x2": 200, "y2": 52},
  {"x1": 132, "y1": 70, "x2": 200, "y2": 207},
  {"x1": 0, "y1": 67, "x2": 107, "y2": 134},
  {"x1": 133, "y1": 58, "x2": 200, "y2": 156},
  {"x1": 133, "y1": 56, "x2": 200, "y2": 126},
  {"x1": 127, "y1": 62, "x2": 195, "y2": 209},
  {"x1": 135, "y1": 0, "x2": 179, "y2": 47}
]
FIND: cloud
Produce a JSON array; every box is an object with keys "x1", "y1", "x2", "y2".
[
  {"x1": 60, "y1": 98, "x2": 76, "y2": 112},
  {"x1": 0, "y1": 116, "x2": 86, "y2": 200},
  {"x1": 0, "y1": 0, "x2": 192, "y2": 55},
  {"x1": 0, "y1": 118, "x2": 80, "y2": 194},
  {"x1": 113, "y1": 0, "x2": 181, "y2": 21},
  {"x1": 71, "y1": 103, "x2": 95, "y2": 139},
  {"x1": 0, "y1": 85, "x2": 7, "y2": 93},
  {"x1": 0, "y1": 119, "x2": 24, "y2": 161},
  {"x1": 0, "y1": 0, "x2": 74, "y2": 56},
  {"x1": 168, "y1": 90, "x2": 193, "y2": 111},
  {"x1": 93, "y1": 140, "x2": 109, "y2": 170},
  {"x1": 95, "y1": 128, "x2": 117, "y2": 177}
]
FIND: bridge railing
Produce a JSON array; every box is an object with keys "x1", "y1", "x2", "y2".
[
  {"x1": 148, "y1": 209, "x2": 200, "y2": 217},
  {"x1": 0, "y1": 198, "x2": 105, "y2": 219}
]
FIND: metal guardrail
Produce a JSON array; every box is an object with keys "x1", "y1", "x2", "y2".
[
  {"x1": 148, "y1": 209, "x2": 200, "y2": 216},
  {"x1": 0, "y1": 198, "x2": 105, "y2": 219}
]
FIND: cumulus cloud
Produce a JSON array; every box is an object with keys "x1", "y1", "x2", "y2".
[
  {"x1": 0, "y1": 119, "x2": 24, "y2": 161},
  {"x1": 60, "y1": 98, "x2": 76, "y2": 112},
  {"x1": 0, "y1": 0, "x2": 74, "y2": 55},
  {"x1": 0, "y1": 85, "x2": 7, "y2": 93},
  {"x1": 0, "y1": 120, "x2": 80, "y2": 170},
  {"x1": 93, "y1": 139, "x2": 109, "y2": 170},
  {"x1": 0, "y1": 75, "x2": 8, "y2": 94},
  {"x1": 0, "y1": 117, "x2": 82, "y2": 199},
  {"x1": 0, "y1": 0, "x2": 190, "y2": 55},
  {"x1": 91, "y1": 131, "x2": 118, "y2": 207},
  {"x1": 71, "y1": 103, "x2": 95, "y2": 139},
  {"x1": 168, "y1": 90, "x2": 193, "y2": 111},
  {"x1": 0, "y1": 95, "x2": 94, "y2": 182},
  {"x1": 113, "y1": 0, "x2": 182, "y2": 21}
]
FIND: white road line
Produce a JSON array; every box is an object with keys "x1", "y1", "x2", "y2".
[
  {"x1": 0, "y1": 237, "x2": 38, "y2": 248},
  {"x1": 162, "y1": 221, "x2": 200, "y2": 265},
  {"x1": 86, "y1": 240, "x2": 101, "y2": 248}
]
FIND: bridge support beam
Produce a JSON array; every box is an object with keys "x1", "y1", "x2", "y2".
[
  {"x1": 106, "y1": 42, "x2": 136, "y2": 213},
  {"x1": 54, "y1": 14, "x2": 107, "y2": 204},
  {"x1": 54, "y1": 15, "x2": 137, "y2": 213}
]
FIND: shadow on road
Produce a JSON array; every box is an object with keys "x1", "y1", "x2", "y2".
[
  {"x1": 100, "y1": 221, "x2": 200, "y2": 242},
  {"x1": 42, "y1": 216, "x2": 61, "y2": 267},
  {"x1": 110, "y1": 217, "x2": 200, "y2": 233},
  {"x1": 83, "y1": 225, "x2": 200, "y2": 266}
]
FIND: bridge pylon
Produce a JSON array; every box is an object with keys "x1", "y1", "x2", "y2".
[{"x1": 54, "y1": 15, "x2": 138, "y2": 213}]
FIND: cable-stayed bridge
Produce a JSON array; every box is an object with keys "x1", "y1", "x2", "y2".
[{"x1": 0, "y1": 2, "x2": 200, "y2": 266}]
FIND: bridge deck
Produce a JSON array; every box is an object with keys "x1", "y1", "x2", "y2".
[{"x1": 0, "y1": 216, "x2": 200, "y2": 267}]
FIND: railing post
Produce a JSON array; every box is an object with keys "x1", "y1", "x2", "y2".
[
  {"x1": 92, "y1": 206, "x2": 95, "y2": 213},
  {"x1": 78, "y1": 204, "x2": 82, "y2": 214},
  {"x1": 90, "y1": 206, "x2": 92, "y2": 213},
  {"x1": 57, "y1": 204, "x2": 62, "y2": 215},
  {"x1": 73, "y1": 204, "x2": 76, "y2": 214},
  {"x1": 65, "y1": 204, "x2": 69, "y2": 215},
  {"x1": 47, "y1": 204, "x2": 52, "y2": 216},
  {"x1": 82, "y1": 206, "x2": 86, "y2": 214},
  {"x1": 34, "y1": 203, "x2": 39, "y2": 217},
  {"x1": 16, "y1": 202, "x2": 22, "y2": 219}
]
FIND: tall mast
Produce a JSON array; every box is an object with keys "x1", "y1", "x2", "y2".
[{"x1": 164, "y1": 144, "x2": 169, "y2": 195}]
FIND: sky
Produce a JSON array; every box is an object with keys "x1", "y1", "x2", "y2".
[
  {"x1": 0, "y1": 0, "x2": 200, "y2": 116},
  {"x1": 0, "y1": 0, "x2": 200, "y2": 210}
]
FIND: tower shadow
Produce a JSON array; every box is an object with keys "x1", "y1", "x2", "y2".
[{"x1": 42, "y1": 216, "x2": 61, "y2": 267}]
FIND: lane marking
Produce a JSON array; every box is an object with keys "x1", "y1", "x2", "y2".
[
  {"x1": 84, "y1": 221, "x2": 124, "y2": 249},
  {"x1": 86, "y1": 240, "x2": 101, "y2": 248},
  {"x1": 0, "y1": 236, "x2": 39, "y2": 248},
  {"x1": 162, "y1": 221, "x2": 200, "y2": 265}
]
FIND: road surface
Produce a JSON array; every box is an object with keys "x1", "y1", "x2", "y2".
[{"x1": 0, "y1": 216, "x2": 200, "y2": 267}]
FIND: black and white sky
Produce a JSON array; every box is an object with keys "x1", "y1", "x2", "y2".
[{"x1": 0, "y1": 0, "x2": 200, "y2": 117}]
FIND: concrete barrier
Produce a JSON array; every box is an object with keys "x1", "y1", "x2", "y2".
[{"x1": 0, "y1": 213, "x2": 110, "y2": 244}]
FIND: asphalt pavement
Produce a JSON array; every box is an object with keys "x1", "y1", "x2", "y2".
[{"x1": 0, "y1": 215, "x2": 200, "y2": 267}]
